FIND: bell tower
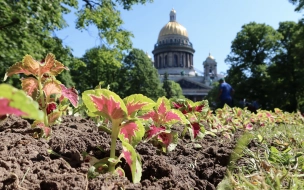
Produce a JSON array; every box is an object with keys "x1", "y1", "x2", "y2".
[{"x1": 203, "y1": 53, "x2": 218, "y2": 85}]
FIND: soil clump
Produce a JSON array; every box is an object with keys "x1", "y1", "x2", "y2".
[{"x1": 0, "y1": 115, "x2": 239, "y2": 190}]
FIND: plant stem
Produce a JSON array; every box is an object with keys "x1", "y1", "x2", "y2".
[
  {"x1": 38, "y1": 76, "x2": 48, "y2": 127},
  {"x1": 108, "y1": 120, "x2": 120, "y2": 172}
]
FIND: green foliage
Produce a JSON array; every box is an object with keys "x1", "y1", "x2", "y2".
[
  {"x1": 162, "y1": 72, "x2": 172, "y2": 98},
  {"x1": 0, "y1": 0, "x2": 152, "y2": 89},
  {"x1": 118, "y1": 48, "x2": 165, "y2": 100},
  {"x1": 221, "y1": 121, "x2": 304, "y2": 189},
  {"x1": 168, "y1": 80, "x2": 184, "y2": 99},
  {"x1": 267, "y1": 21, "x2": 304, "y2": 112},
  {"x1": 225, "y1": 20, "x2": 304, "y2": 112},
  {"x1": 289, "y1": 0, "x2": 304, "y2": 11},
  {"x1": 0, "y1": 0, "x2": 78, "y2": 87},
  {"x1": 205, "y1": 81, "x2": 220, "y2": 110},
  {"x1": 76, "y1": 0, "x2": 132, "y2": 51},
  {"x1": 71, "y1": 46, "x2": 122, "y2": 92},
  {"x1": 224, "y1": 21, "x2": 304, "y2": 111},
  {"x1": 162, "y1": 72, "x2": 184, "y2": 99}
]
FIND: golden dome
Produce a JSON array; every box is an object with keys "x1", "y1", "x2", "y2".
[
  {"x1": 207, "y1": 53, "x2": 214, "y2": 60},
  {"x1": 158, "y1": 22, "x2": 188, "y2": 41}
]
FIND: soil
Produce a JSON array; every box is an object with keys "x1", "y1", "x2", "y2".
[{"x1": 0, "y1": 115, "x2": 240, "y2": 190}]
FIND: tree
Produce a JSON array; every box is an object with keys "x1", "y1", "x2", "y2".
[
  {"x1": 0, "y1": 0, "x2": 78, "y2": 86},
  {"x1": 118, "y1": 49, "x2": 165, "y2": 100},
  {"x1": 205, "y1": 82, "x2": 220, "y2": 110},
  {"x1": 289, "y1": 0, "x2": 304, "y2": 11},
  {"x1": 168, "y1": 81, "x2": 184, "y2": 99},
  {"x1": 70, "y1": 46, "x2": 122, "y2": 92},
  {"x1": 1, "y1": 0, "x2": 152, "y2": 87},
  {"x1": 267, "y1": 21, "x2": 304, "y2": 111},
  {"x1": 162, "y1": 72, "x2": 184, "y2": 99},
  {"x1": 225, "y1": 22, "x2": 282, "y2": 109},
  {"x1": 163, "y1": 72, "x2": 173, "y2": 98}
]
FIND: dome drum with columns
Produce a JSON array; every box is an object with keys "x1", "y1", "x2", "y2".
[
  {"x1": 151, "y1": 9, "x2": 221, "y2": 101},
  {"x1": 152, "y1": 9, "x2": 195, "y2": 76}
]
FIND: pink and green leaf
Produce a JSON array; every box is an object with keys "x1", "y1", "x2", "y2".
[
  {"x1": 40, "y1": 53, "x2": 68, "y2": 77},
  {"x1": 115, "y1": 167, "x2": 125, "y2": 177},
  {"x1": 139, "y1": 110, "x2": 157, "y2": 121},
  {"x1": 43, "y1": 80, "x2": 62, "y2": 98},
  {"x1": 4, "y1": 55, "x2": 40, "y2": 80},
  {"x1": 146, "y1": 125, "x2": 166, "y2": 140},
  {"x1": 157, "y1": 97, "x2": 171, "y2": 117},
  {"x1": 190, "y1": 122, "x2": 201, "y2": 139},
  {"x1": 164, "y1": 109, "x2": 183, "y2": 124},
  {"x1": 121, "y1": 141, "x2": 142, "y2": 183},
  {"x1": 0, "y1": 84, "x2": 44, "y2": 121},
  {"x1": 60, "y1": 84, "x2": 78, "y2": 107},
  {"x1": 0, "y1": 98, "x2": 27, "y2": 116},
  {"x1": 21, "y1": 77, "x2": 39, "y2": 99},
  {"x1": 192, "y1": 100, "x2": 209, "y2": 113},
  {"x1": 123, "y1": 94, "x2": 155, "y2": 117},
  {"x1": 157, "y1": 97, "x2": 182, "y2": 125},
  {"x1": 82, "y1": 89, "x2": 127, "y2": 122},
  {"x1": 245, "y1": 122, "x2": 253, "y2": 130},
  {"x1": 47, "y1": 111, "x2": 62, "y2": 125},
  {"x1": 169, "y1": 109, "x2": 188, "y2": 125},
  {"x1": 157, "y1": 131, "x2": 178, "y2": 152},
  {"x1": 119, "y1": 120, "x2": 145, "y2": 146},
  {"x1": 32, "y1": 121, "x2": 51, "y2": 138},
  {"x1": 141, "y1": 97, "x2": 182, "y2": 126}
]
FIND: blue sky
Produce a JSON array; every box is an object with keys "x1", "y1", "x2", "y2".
[{"x1": 54, "y1": 0, "x2": 303, "y2": 74}]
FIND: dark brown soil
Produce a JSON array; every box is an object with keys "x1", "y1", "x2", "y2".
[{"x1": 0, "y1": 115, "x2": 240, "y2": 190}]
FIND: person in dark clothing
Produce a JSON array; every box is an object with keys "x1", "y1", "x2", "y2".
[{"x1": 218, "y1": 78, "x2": 234, "y2": 108}]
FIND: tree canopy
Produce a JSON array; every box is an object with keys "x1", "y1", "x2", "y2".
[
  {"x1": 118, "y1": 48, "x2": 165, "y2": 100},
  {"x1": 1, "y1": 0, "x2": 152, "y2": 87},
  {"x1": 222, "y1": 19, "x2": 304, "y2": 112},
  {"x1": 289, "y1": 0, "x2": 304, "y2": 11},
  {"x1": 225, "y1": 22, "x2": 282, "y2": 109}
]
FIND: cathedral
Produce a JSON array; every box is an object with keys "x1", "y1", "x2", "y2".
[{"x1": 152, "y1": 9, "x2": 221, "y2": 101}]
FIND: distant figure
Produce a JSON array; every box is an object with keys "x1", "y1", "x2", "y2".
[
  {"x1": 252, "y1": 99, "x2": 260, "y2": 111},
  {"x1": 218, "y1": 78, "x2": 234, "y2": 108},
  {"x1": 239, "y1": 98, "x2": 246, "y2": 108}
]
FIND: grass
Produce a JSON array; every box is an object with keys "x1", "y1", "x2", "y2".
[{"x1": 218, "y1": 123, "x2": 304, "y2": 190}]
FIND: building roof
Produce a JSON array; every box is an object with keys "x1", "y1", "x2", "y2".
[{"x1": 157, "y1": 9, "x2": 189, "y2": 41}]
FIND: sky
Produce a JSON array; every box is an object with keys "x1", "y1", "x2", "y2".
[{"x1": 54, "y1": 0, "x2": 303, "y2": 75}]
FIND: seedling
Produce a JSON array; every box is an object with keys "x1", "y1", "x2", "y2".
[
  {"x1": 141, "y1": 97, "x2": 187, "y2": 152},
  {"x1": 82, "y1": 89, "x2": 154, "y2": 183},
  {"x1": 171, "y1": 98, "x2": 210, "y2": 140},
  {"x1": 3, "y1": 53, "x2": 79, "y2": 137}
]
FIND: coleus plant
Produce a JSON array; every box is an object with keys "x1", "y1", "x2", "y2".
[
  {"x1": 140, "y1": 97, "x2": 187, "y2": 152},
  {"x1": 82, "y1": 89, "x2": 155, "y2": 183},
  {"x1": 0, "y1": 84, "x2": 44, "y2": 121},
  {"x1": 3, "y1": 53, "x2": 79, "y2": 137},
  {"x1": 170, "y1": 98, "x2": 211, "y2": 140}
]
